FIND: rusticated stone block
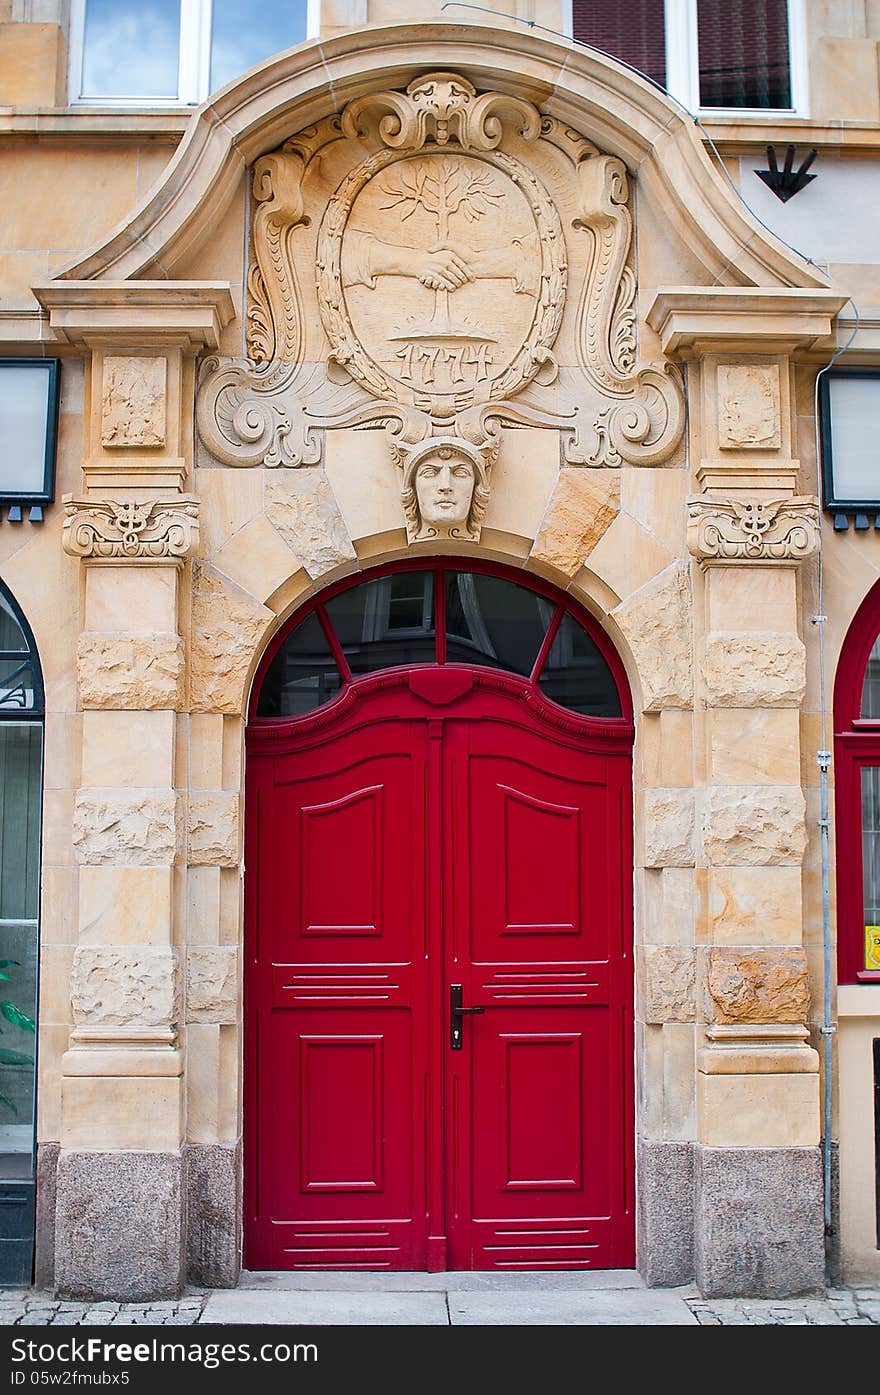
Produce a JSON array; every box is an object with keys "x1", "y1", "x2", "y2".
[
  {"x1": 72, "y1": 790, "x2": 177, "y2": 866},
  {"x1": 187, "y1": 948, "x2": 238, "y2": 1023},
  {"x1": 71, "y1": 946, "x2": 179, "y2": 1027},
  {"x1": 642, "y1": 789, "x2": 695, "y2": 868},
  {"x1": 77, "y1": 633, "x2": 185, "y2": 710},
  {"x1": 637, "y1": 1139, "x2": 694, "y2": 1286},
  {"x1": 531, "y1": 468, "x2": 620, "y2": 576},
  {"x1": 703, "y1": 632, "x2": 805, "y2": 708},
  {"x1": 185, "y1": 1141, "x2": 242, "y2": 1288},
  {"x1": 640, "y1": 946, "x2": 696, "y2": 1023},
  {"x1": 702, "y1": 786, "x2": 807, "y2": 866},
  {"x1": 266, "y1": 470, "x2": 356, "y2": 580},
  {"x1": 34, "y1": 1142, "x2": 60, "y2": 1291},
  {"x1": 190, "y1": 563, "x2": 272, "y2": 715},
  {"x1": 694, "y1": 1146, "x2": 823, "y2": 1297},
  {"x1": 55, "y1": 1149, "x2": 184, "y2": 1300},
  {"x1": 187, "y1": 792, "x2": 240, "y2": 867},
  {"x1": 705, "y1": 947, "x2": 810, "y2": 1025},
  {"x1": 613, "y1": 562, "x2": 693, "y2": 711}
]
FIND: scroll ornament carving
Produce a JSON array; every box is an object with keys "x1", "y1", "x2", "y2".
[
  {"x1": 62, "y1": 494, "x2": 199, "y2": 562},
  {"x1": 197, "y1": 71, "x2": 685, "y2": 547},
  {"x1": 686, "y1": 495, "x2": 820, "y2": 563}
]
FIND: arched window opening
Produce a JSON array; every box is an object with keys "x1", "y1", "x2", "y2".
[
  {"x1": 0, "y1": 582, "x2": 44, "y2": 1284},
  {"x1": 834, "y1": 581, "x2": 880, "y2": 984},
  {"x1": 253, "y1": 563, "x2": 626, "y2": 725}
]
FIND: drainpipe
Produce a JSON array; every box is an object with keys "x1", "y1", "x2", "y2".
[{"x1": 813, "y1": 302, "x2": 859, "y2": 1253}]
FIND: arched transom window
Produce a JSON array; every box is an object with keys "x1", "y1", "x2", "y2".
[{"x1": 252, "y1": 563, "x2": 628, "y2": 724}]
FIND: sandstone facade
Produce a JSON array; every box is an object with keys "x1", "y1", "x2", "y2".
[{"x1": 0, "y1": 6, "x2": 875, "y2": 1299}]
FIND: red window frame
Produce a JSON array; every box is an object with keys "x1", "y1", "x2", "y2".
[{"x1": 834, "y1": 575, "x2": 880, "y2": 984}]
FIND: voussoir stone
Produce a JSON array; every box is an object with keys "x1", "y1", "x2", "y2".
[
  {"x1": 640, "y1": 946, "x2": 697, "y2": 1023},
  {"x1": 266, "y1": 470, "x2": 356, "y2": 580},
  {"x1": 186, "y1": 948, "x2": 238, "y2": 1023},
  {"x1": 77, "y1": 633, "x2": 185, "y2": 710},
  {"x1": 702, "y1": 786, "x2": 807, "y2": 866},
  {"x1": 642, "y1": 788, "x2": 695, "y2": 868},
  {"x1": 186, "y1": 792, "x2": 240, "y2": 867},
  {"x1": 72, "y1": 946, "x2": 179, "y2": 1027},
  {"x1": 703, "y1": 632, "x2": 806, "y2": 708},
  {"x1": 531, "y1": 468, "x2": 620, "y2": 576},
  {"x1": 72, "y1": 790, "x2": 177, "y2": 866},
  {"x1": 705, "y1": 947, "x2": 810, "y2": 1024},
  {"x1": 190, "y1": 563, "x2": 272, "y2": 715},
  {"x1": 613, "y1": 561, "x2": 693, "y2": 711}
]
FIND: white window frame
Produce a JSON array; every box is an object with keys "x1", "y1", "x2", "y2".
[
  {"x1": 563, "y1": 0, "x2": 808, "y2": 119},
  {"x1": 69, "y1": 0, "x2": 321, "y2": 107}
]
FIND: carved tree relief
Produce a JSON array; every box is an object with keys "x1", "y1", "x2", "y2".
[{"x1": 197, "y1": 71, "x2": 685, "y2": 543}]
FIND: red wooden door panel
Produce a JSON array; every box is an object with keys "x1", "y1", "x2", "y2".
[
  {"x1": 245, "y1": 671, "x2": 633, "y2": 1271},
  {"x1": 245, "y1": 715, "x2": 431, "y2": 1269},
  {"x1": 443, "y1": 709, "x2": 633, "y2": 1269}
]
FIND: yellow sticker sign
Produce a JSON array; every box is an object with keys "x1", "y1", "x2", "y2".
[{"x1": 865, "y1": 925, "x2": 880, "y2": 971}]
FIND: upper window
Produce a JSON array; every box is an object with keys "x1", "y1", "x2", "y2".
[
  {"x1": 70, "y1": 0, "x2": 314, "y2": 106},
  {"x1": 254, "y1": 564, "x2": 626, "y2": 723},
  {"x1": 570, "y1": 0, "x2": 805, "y2": 115}
]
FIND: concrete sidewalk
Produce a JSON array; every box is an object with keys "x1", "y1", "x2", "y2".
[
  {"x1": 201, "y1": 1270, "x2": 694, "y2": 1325},
  {"x1": 2, "y1": 1273, "x2": 879, "y2": 1325}
]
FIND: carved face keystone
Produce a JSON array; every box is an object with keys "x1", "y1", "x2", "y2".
[{"x1": 414, "y1": 452, "x2": 475, "y2": 530}]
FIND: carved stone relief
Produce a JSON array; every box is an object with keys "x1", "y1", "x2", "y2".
[
  {"x1": 62, "y1": 495, "x2": 199, "y2": 562},
  {"x1": 717, "y1": 364, "x2": 781, "y2": 450},
  {"x1": 197, "y1": 71, "x2": 685, "y2": 544},
  {"x1": 687, "y1": 495, "x2": 819, "y2": 563},
  {"x1": 101, "y1": 357, "x2": 166, "y2": 448}
]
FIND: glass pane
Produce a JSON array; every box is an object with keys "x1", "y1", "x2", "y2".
[
  {"x1": 0, "y1": 595, "x2": 28, "y2": 654},
  {"x1": 571, "y1": 0, "x2": 666, "y2": 87},
  {"x1": 0, "y1": 659, "x2": 37, "y2": 713},
  {"x1": 697, "y1": 0, "x2": 792, "y2": 109},
  {"x1": 256, "y1": 612, "x2": 341, "y2": 717},
  {"x1": 210, "y1": 0, "x2": 308, "y2": 92},
  {"x1": 325, "y1": 573, "x2": 436, "y2": 675},
  {"x1": 81, "y1": 0, "x2": 180, "y2": 99},
  {"x1": 0, "y1": 366, "x2": 50, "y2": 496},
  {"x1": 538, "y1": 613, "x2": 622, "y2": 717},
  {"x1": 445, "y1": 572, "x2": 551, "y2": 676},
  {"x1": 826, "y1": 376, "x2": 880, "y2": 506},
  {"x1": 861, "y1": 636, "x2": 880, "y2": 718},
  {"x1": 0, "y1": 724, "x2": 41, "y2": 1183},
  {"x1": 862, "y1": 767, "x2": 880, "y2": 971}
]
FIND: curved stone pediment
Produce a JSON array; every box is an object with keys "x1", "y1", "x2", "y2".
[{"x1": 50, "y1": 23, "x2": 828, "y2": 293}]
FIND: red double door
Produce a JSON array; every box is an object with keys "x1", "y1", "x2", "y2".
[{"x1": 244, "y1": 668, "x2": 633, "y2": 1270}]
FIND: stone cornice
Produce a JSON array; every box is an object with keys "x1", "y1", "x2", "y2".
[
  {"x1": 687, "y1": 494, "x2": 820, "y2": 564},
  {"x1": 32, "y1": 282, "x2": 235, "y2": 349},
  {"x1": 646, "y1": 287, "x2": 848, "y2": 356},
  {"x1": 61, "y1": 494, "x2": 199, "y2": 564}
]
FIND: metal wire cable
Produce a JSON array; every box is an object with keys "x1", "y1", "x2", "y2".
[{"x1": 440, "y1": 0, "x2": 827, "y2": 276}]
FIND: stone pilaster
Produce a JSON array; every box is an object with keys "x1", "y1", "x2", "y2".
[
  {"x1": 39, "y1": 283, "x2": 232, "y2": 1300},
  {"x1": 646, "y1": 289, "x2": 840, "y2": 1296}
]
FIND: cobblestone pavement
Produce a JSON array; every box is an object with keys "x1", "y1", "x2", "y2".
[
  {"x1": 0, "y1": 1284, "x2": 878, "y2": 1325},
  {"x1": 684, "y1": 1287, "x2": 880, "y2": 1325}
]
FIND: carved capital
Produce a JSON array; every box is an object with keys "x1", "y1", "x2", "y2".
[
  {"x1": 62, "y1": 494, "x2": 199, "y2": 563},
  {"x1": 686, "y1": 495, "x2": 819, "y2": 564}
]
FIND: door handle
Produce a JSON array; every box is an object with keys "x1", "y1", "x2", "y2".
[{"x1": 450, "y1": 983, "x2": 485, "y2": 1050}]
